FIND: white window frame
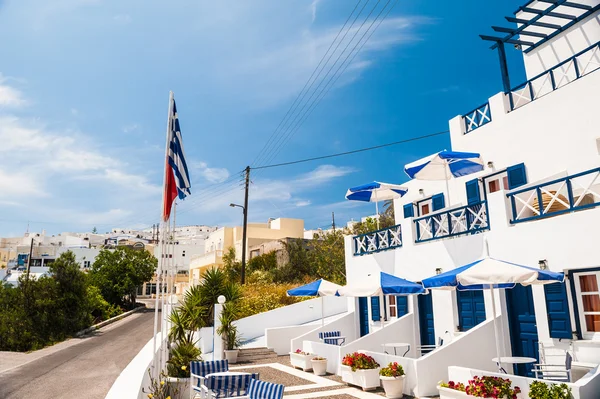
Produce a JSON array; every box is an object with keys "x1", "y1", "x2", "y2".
[
  {"x1": 387, "y1": 295, "x2": 398, "y2": 320},
  {"x1": 573, "y1": 271, "x2": 600, "y2": 340}
]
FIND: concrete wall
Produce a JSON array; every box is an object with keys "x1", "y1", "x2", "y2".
[
  {"x1": 360, "y1": 350, "x2": 417, "y2": 397},
  {"x1": 302, "y1": 341, "x2": 342, "y2": 374},
  {"x1": 292, "y1": 312, "x2": 356, "y2": 355},
  {"x1": 265, "y1": 324, "x2": 316, "y2": 355},
  {"x1": 235, "y1": 296, "x2": 347, "y2": 341},
  {"x1": 448, "y1": 364, "x2": 600, "y2": 399}
]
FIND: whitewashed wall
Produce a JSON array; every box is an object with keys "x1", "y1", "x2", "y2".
[
  {"x1": 291, "y1": 312, "x2": 356, "y2": 355},
  {"x1": 234, "y1": 296, "x2": 347, "y2": 341},
  {"x1": 265, "y1": 325, "x2": 316, "y2": 355}
]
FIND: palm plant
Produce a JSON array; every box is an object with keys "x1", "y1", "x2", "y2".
[
  {"x1": 167, "y1": 341, "x2": 202, "y2": 378},
  {"x1": 217, "y1": 301, "x2": 243, "y2": 350}
]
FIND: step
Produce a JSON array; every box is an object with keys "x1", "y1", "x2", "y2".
[
  {"x1": 236, "y1": 347, "x2": 278, "y2": 363},
  {"x1": 238, "y1": 347, "x2": 275, "y2": 354}
]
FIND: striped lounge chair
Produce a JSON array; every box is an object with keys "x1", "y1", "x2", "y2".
[
  {"x1": 205, "y1": 373, "x2": 260, "y2": 398},
  {"x1": 238, "y1": 379, "x2": 285, "y2": 399},
  {"x1": 318, "y1": 331, "x2": 345, "y2": 345},
  {"x1": 190, "y1": 360, "x2": 229, "y2": 399}
]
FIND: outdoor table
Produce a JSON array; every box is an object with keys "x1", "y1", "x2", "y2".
[
  {"x1": 492, "y1": 357, "x2": 537, "y2": 373},
  {"x1": 382, "y1": 342, "x2": 411, "y2": 357}
]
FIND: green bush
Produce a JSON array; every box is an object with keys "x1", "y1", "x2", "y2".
[
  {"x1": 529, "y1": 381, "x2": 572, "y2": 399},
  {"x1": 236, "y1": 283, "x2": 306, "y2": 320}
]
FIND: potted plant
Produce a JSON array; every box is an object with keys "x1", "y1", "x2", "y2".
[
  {"x1": 166, "y1": 342, "x2": 201, "y2": 399},
  {"x1": 438, "y1": 376, "x2": 522, "y2": 399},
  {"x1": 217, "y1": 301, "x2": 243, "y2": 364},
  {"x1": 311, "y1": 356, "x2": 328, "y2": 376},
  {"x1": 340, "y1": 352, "x2": 381, "y2": 391},
  {"x1": 143, "y1": 369, "x2": 180, "y2": 399},
  {"x1": 528, "y1": 381, "x2": 572, "y2": 399},
  {"x1": 290, "y1": 349, "x2": 313, "y2": 371},
  {"x1": 379, "y1": 362, "x2": 406, "y2": 398}
]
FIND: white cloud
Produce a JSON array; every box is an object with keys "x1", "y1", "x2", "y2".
[
  {"x1": 193, "y1": 161, "x2": 231, "y2": 184},
  {"x1": 310, "y1": 0, "x2": 321, "y2": 23},
  {"x1": 0, "y1": 76, "x2": 26, "y2": 107},
  {"x1": 122, "y1": 123, "x2": 140, "y2": 133},
  {"x1": 295, "y1": 200, "x2": 311, "y2": 207},
  {"x1": 295, "y1": 164, "x2": 355, "y2": 185},
  {"x1": 0, "y1": 168, "x2": 46, "y2": 198}
]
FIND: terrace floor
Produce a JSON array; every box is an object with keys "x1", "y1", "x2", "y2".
[{"x1": 196, "y1": 355, "x2": 435, "y2": 398}]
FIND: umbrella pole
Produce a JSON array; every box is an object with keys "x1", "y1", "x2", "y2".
[
  {"x1": 375, "y1": 191, "x2": 380, "y2": 229},
  {"x1": 489, "y1": 285, "x2": 503, "y2": 372},
  {"x1": 444, "y1": 165, "x2": 451, "y2": 205},
  {"x1": 321, "y1": 296, "x2": 325, "y2": 328}
]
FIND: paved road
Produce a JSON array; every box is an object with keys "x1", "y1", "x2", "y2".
[{"x1": 0, "y1": 309, "x2": 158, "y2": 399}]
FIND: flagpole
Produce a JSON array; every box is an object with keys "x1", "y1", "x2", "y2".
[{"x1": 153, "y1": 90, "x2": 175, "y2": 378}]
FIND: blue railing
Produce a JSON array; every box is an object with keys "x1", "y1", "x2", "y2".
[
  {"x1": 509, "y1": 41, "x2": 600, "y2": 110},
  {"x1": 414, "y1": 201, "x2": 490, "y2": 243},
  {"x1": 353, "y1": 224, "x2": 402, "y2": 256},
  {"x1": 507, "y1": 167, "x2": 600, "y2": 224},
  {"x1": 463, "y1": 102, "x2": 492, "y2": 133}
]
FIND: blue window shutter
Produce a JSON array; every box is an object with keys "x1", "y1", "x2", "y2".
[
  {"x1": 403, "y1": 203, "x2": 414, "y2": 218},
  {"x1": 432, "y1": 193, "x2": 445, "y2": 211},
  {"x1": 397, "y1": 296, "x2": 408, "y2": 317},
  {"x1": 544, "y1": 283, "x2": 572, "y2": 339},
  {"x1": 371, "y1": 297, "x2": 381, "y2": 321},
  {"x1": 465, "y1": 178, "x2": 481, "y2": 205},
  {"x1": 507, "y1": 163, "x2": 527, "y2": 189}
]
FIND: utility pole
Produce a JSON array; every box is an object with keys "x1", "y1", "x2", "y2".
[
  {"x1": 332, "y1": 212, "x2": 336, "y2": 232},
  {"x1": 241, "y1": 166, "x2": 250, "y2": 285},
  {"x1": 26, "y1": 236, "x2": 34, "y2": 275}
]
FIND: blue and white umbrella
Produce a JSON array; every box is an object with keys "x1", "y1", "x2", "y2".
[
  {"x1": 288, "y1": 279, "x2": 342, "y2": 327},
  {"x1": 421, "y1": 242, "x2": 563, "y2": 370},
  {"x1": 404, "y1": 150, "x2": 484, "y2": 202},
  {"x1": 338, "y1": 271, "x2": 426, "y2": 297},
  {"x1": 346, "y1": 182, "x2": 408, "y2": 228}
]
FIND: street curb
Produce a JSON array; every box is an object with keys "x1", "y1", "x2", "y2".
[{"x1": 74, "y1": 305, "x2": 146, "y2": 337}]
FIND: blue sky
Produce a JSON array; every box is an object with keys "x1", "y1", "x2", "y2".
[{"x1": 0, "y1": 0, "x2": 529, "y2": 236}]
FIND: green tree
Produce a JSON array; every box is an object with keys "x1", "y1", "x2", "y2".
[
  {"x1": 91, "y1": 226, "x2": 98, "y2": 234},
  {"x1": 196, "y1": 267, "x2": 241, "y2": 326},
  {"x1": 49, "y1": 251, "x2": 91, "y2": 332},
  {"x1": 307, "y1": 230, "x2": 346, "y2": 285},
  {"x1": 276, "y1": 239, "x2": 312, "y2": 282},
  {"x1": 222, "y1": 247, "x2": 242, "y2": 284},
  {"x1": 89, "y1": 247, "x2": 157, "y2": 309}
]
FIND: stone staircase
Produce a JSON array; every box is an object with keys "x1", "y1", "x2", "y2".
[{"x1": 236, "y1": 347, "x2": 278, "y2": 363}]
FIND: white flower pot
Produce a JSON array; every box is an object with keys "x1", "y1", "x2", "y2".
[
  {"x1": 224, "y1": 349, "x2": 239, "y2": 364},
  {"x1": 166, "y1": 376, "x2": 190, "y2": 399},
  {"x1": 438, "y1": 386, "x2": 469, "y2": 399},
  {"x1": 311, "y1": 359, "x2": 328, "y2": 376},
  {"x1": 289, "y1": 352, "x2": 313, "y2": 371},
  {"x1": 380, "y1": 375, "x2": 405, "y2": 398},
  {"x1": 340, "y1": 365, "x2": 381, "y2": 391}
]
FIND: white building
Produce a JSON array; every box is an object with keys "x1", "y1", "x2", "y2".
[{"x1": 302, "y1": 2, "x2": 600, "y2": 397}]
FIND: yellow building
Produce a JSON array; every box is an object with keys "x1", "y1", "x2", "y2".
[{"x1": 189, "y1": 218, "x2": 304, "y2": 284}]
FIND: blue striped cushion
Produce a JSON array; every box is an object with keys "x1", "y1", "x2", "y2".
[
  {"x1": 190, "y1": 360, "x2": 229, "y2": 388},
  {"x1": 206, "y1": 373, "x2": 260, "y2": 398},
  {"x1": 248, "y1": 379, "x2": 284, "y2": 399},
  {"x1": 319, "y1": 331, "x2": 342, "y2": 345}
]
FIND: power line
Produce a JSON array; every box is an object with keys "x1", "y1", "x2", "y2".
[
  {"x1": 258, "y1": 0, "x2": 385, "y2": 168},
  {"x1": 262, "y1": 0, "x2": 397, "y2": 167},
  {"x1": 252, "y1": 129, "x2": 449, "y2": 170},
  {"x1": 252, "y1": 0, "x2": 366, "y2": 168}
]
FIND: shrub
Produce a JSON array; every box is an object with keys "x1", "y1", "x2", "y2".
[
  {"x1": 379, "y1": 362, "x2": 405, "y2": 378},
  {"x1": 529, "y1": 381, "x2": 572, "y2": 399},
  {"x1": 342, "y1": 352, "x2": 380, "y2": 371},
  {"x1": 167, "y1": 342, "x2": 202, "y2": 378},
  {"x1": 236, "y1": 283, "x2": 306, "y2": 319}
]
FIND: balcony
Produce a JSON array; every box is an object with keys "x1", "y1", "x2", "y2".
[
  {"x1": 191, "y1": 249, "x2": 224, "y2": 268},
  {"x1": 414, "y1": 201, "x2": 490, "y2": 243},
  {"x1": 507, "y1": 167, "x2": 600, "y2": 224},
  {"x1": 509, "y1": 40, "x2": 600, "y2": 111},
  {"x1": 463, "y1": 102, "x2": 492, "y2": 133},
  {"x1": 353, "y1": 224, "x2": 402, "y2": 256}
]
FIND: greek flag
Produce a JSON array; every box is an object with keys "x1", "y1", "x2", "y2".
[{"x1": 168, "y1": 99, "x2": 191, "y2": 199}]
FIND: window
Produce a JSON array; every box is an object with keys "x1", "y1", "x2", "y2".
[
  {"x1": 488, "y1": 179, "x2": 500, "y2": 193},
  {"x1": 388, "y1": 295, "x2": 397, "y2": 318},
  {"x1": 182, "y1": 251, "x2": 186, "y2": 257},
  {"x1": 83, "y1": 261, "x2": 91, "y2": 268},
  {"x1": 421, "y1": 204, "x2": 430, "y2": 215},
  {"x1": 574, "y1": 272, "x2": 600, "y2": 337}
]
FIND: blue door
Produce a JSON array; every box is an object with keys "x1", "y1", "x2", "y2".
[
  {"x1": 358, "y1": 297, "x2": 369, "y2": 337},
  {"x1": 506, "y1": 285, "x2": 539, "y2": 376},
  {"x1": 418, "y1": 292, "x2": 435, "y2": 346},
  {"x1": 457, "y1": 290, "x2": 486, "y2": 331},
  {"x1": 397, "y1": 296, "x2": 408, "y2": 317}
]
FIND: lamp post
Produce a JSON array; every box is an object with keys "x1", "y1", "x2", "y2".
[{"x1": 229, "y1": 203, "x2": 247, "y2": 284}]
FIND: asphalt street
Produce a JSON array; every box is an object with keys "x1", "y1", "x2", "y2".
[{"x1": 0, "y1": 308, "x2": 157, "y2": 399}]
